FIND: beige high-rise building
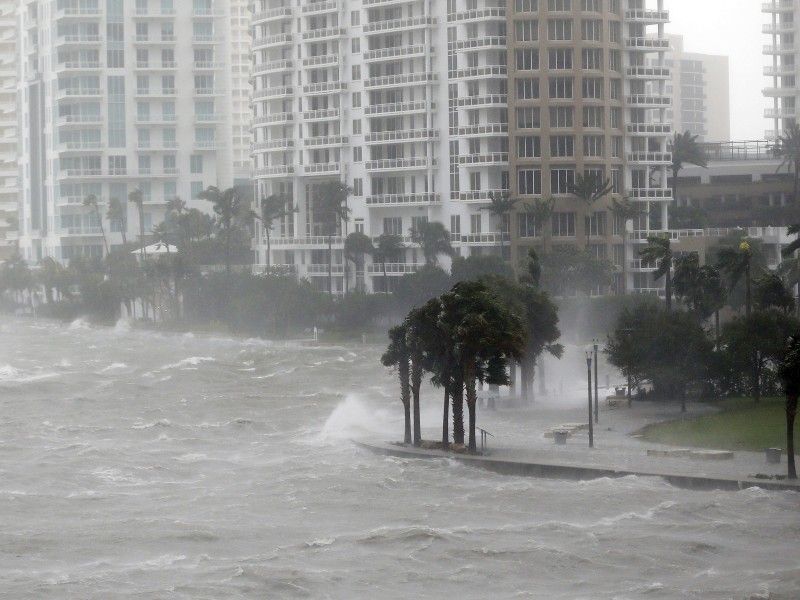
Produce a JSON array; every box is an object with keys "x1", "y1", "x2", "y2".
[
  {"x1": 0, "y1": 0, "x2": 16, "y2": 261},
  {"x1": 662, "y1": 34, "x2": 729, "y2": 142}
]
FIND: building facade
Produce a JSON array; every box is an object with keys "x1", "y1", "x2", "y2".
[
  {"x1": 251, "y1": 0, "x2": 671, "y2": 296},
  {"x1": 0, "y1": 0, "x2": 16, "y2": 260},
  {"x1": 663, "y1": 34, "x2": 729, "y2": 142},
  {"x1": 763, "y1": 0, "x2": 798, "y2": 139},
  {"x1": 16, "y1": 0, "x2": 239, "y2": 264}
]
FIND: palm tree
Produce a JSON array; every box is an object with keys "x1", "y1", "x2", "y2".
[
  {"x1": 610, "y1": 197, "x2": 641, "y2": 294},
  {"x1": 523, "y1": 196, "x2": 556, "y2": 258},
  {"x1": 165, "y1": 196, "x2": 187, "y2": 249},
  {"x1": 257, "y1": 193, "x2": 297, "y2": 272},
  {"x1": 567, "y1": 173, "x2": 613, "y2": 248},
  {"x1": 717, "y1": 240, "x2": 756, "y2": 317},
  {"x1": 410, "y1": 220, "x2": 453, "y2": 267},
  {"x1": 128, "y1": 188, "x2": 146, "y2": 258},
  {"x1": 755, "y1": 273, "x2": 795, "y2": 314},
  {"x1": 780, "y1": 223, "x2": 800, "y2": 317},
  {"x1": 314, "y1": 181, "x2": 352, "y2": 296},
  {"x1": 669, "y1": 131, "x2": 708, "y2": 205},
  {"x1": 374, "y1": 233, "x2": 404, "y2": 293},
  {"x1": 778, "y1": 334, "x2": 800, "y2": 479},
  {"x1": 673, "y1": 252, "x2": 726, "y2": 341},
  {"x1": 381, "y1": 324, "x2": 412, "y2": 445},
  {"x1": 481, "y1": 192, "x2": 517, "y2": 259},
  {"x1": 83, "y1": 194, "x2": 109, "y2": 257},
  {"x1": 344, "y1": 232, "x2": 373, "y2": 293},
  {"x1": 198, "y1": 185, "x2": 252, "y2": 278},
  {"x1": 775, "y1": 124, "x2": 800, "y2": 205},
  {"x1": 106, "y1": 197, "x2": 127, "y2": 246},
  {"x1": 639, "y1": 234, "x2": 673, "y2": 309}
]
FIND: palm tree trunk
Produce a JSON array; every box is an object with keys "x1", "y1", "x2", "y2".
[
  {"x1": 266, "y1": 230, "x2": 271, "y2": 271},
  {"x1": 411, "y1": 361, "x2": 422, "y2": 446},
  {"x1": 399, "y1": 361, "x2": 411, "y2": 445},
  {"x1": 465, "y1": 366, "x2": 478, "y2": 454},
  {"x1": 745, "y1": 266, "x2": 752, "y2": 317},
  {"x1": 452, "y1": 376, "x2": 464, "y2": 445},
  {"x1": 665, "y1": 270, "x2": 672, "y2": 310},
  {"x1": 328, "y1": 235, "x2": 333, "y2": 296},
  {"x1": 787, "y1": 393, "x2": 797, "y2": 479},
  {"x1": 382, "y1": 261, "x2": 388, "y2": 294},
  {"x1": 621, "y1": 225, "x2": 628, "y2": 295}
]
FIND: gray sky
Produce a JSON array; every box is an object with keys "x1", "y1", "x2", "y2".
[{"x1": 665, "y1": 0, "x2": 765, "y2": 141}]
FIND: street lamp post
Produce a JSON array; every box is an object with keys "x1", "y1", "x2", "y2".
[
  {"x1": 586, "y1": 352, "x2": 594, "y2": 448},
  {"x1": 593, "y1": 339, "x2": 599, "y2": 424}
]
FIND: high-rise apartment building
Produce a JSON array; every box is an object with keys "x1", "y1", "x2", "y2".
[
  {"x1": 0, "y1": 1, "x2": 16, "y2": 260},
  {"x1": 251, "y1": 0, "x2": 671, "y2": 295},
  {"x1": 663, "y1": 34, "x2": 729, "y2": 142},
  {"x1": 16, "y1": 0, "x2": 239, "y2": 264},
  {"x1": 763, "y1": 0, "x2": 798, "y2": 139}
]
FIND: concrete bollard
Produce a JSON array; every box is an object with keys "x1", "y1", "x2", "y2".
[
  {"x1": 553, "y1": 430, "x2": 568, "y2": 445},
  {"x1": 766, "y1": 448, "x2": 782, "y2": 464}
]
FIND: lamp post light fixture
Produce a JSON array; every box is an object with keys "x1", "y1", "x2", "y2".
[
  {"x1": 593, "y1": 339, "x2": 599, "y2": 424},
  {"x1": 586, "y1": 351, "x2": 594, "y2": 448}
]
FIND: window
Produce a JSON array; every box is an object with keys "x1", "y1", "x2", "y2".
[
  {"x1": 548, "y1": 0, "x2": 571, "y2": 11},
  {"x1": 609, "y1": 21, "x2": 620, "y2": 43},
  {"x1": 514, "y1": 0, "x2": 538, "y2": 11},
  {"x1": 515, "y1": 48, "x2": 539, "y2": 71},
  {"x1": 549, "y1": 135, "x2": 574, "y2": 157},
  {"x1": 552, "y1": 211, "x2": 576, "y2": 237},
  {"x1": 352, "y1": 92, "x2": 361, "y2": 108},
  {"x1": 610, "y1": 107, "x2": 621, "y2": 129},
  {"x1": 163, "y1": 155, "x2": 176, "y2": 173},
  {"x1": 353, "y1": 120, "x2": 361, "y2": 135},
  {"x1": 582, "y1": 0, "x2": 600, "y2": 11},
  {"x1": 191, "y1": 181, "x2": 204, "y2": 199},
  {"x1": 352, "y1": 65, "x2": 360, "y2": 80},
  {"x1": 517, "y1": 136, "x2": 541, "y2": 158},
  {"x1": 609, "y1": 79, "x2": 621, "y2": 100},
  {"x1": 608, "y1": 50, "x2": 621, "y2": 72},
  {"x1": 581, "y1": 20, "x2": 602, "y2": 42},
  {"x1": 515, "y1": 20, "x2": 538, "y2": 41},
  {"x1": 585, "y1": 211, "x2": 607, "y2": 237},
  {"x1": 582, "y1": 77, "x2": 603, "y2": 99},
  {"x1": 549, "y1": 106, "x2": 573, "y2": 128},
  {"x1": 611, "y1": 136, "x2": 622, "y2": 158},
  {"x1": 518, "y1": 213, "x2": 540, "y2": 238},
  {"x1": 548, "y1": 77, "x2": 573, "y2": 99},
  {"x1": 550, "y1": 168, "x2": 575, "y2": 194},
  {"x1": 190, "y1": 155, "x2": 203, "y2": 173},
  {"x1": 469, "y1": 171, "x2": 481, "y2": 191},
  {"x1": 548, "y1": 19, "x2": 572, "y2": 41},
  {"x1": 353, "y1": 178, "x2": 362, "y2": 196},
  {"x1": 383, "y1": 217, "x2": 402, "y2": 235},
  {"x1": 582, "y1": 48, "x2": 602, "y2": 70},
  {"x1": 548, "y1": 48, "x2": 573, "y2": 70},
  {"x1": 352, "y1": 38, "x2": 360, "y2": 53},
  {"x1": 611, "y1": 167, "x2": 622, "y2": 193},
  {"x1": 517, "y1": 168, "x2": 542, "y2": 195},
  {"x1": 470, "y1": 213, "x2": 482, "y2": 234},
  {"x1": 353, "y1": 147, "x2": 362, "y2": 162},
  {"x1": 583, "y1": 106, "x2": 603, "y2": 128},
  {"x1": 351, "y1": 10, "x2": 360, "y2": 25},
  {"x1": 516, "y1": 78, "x2": 540, "y2": 100},
  {"x1": 516, "y1": 106, "x2": 541, "y2": 128},
  {"x1": 584, "y1": 135, "x2": 604, "y2": 156}
]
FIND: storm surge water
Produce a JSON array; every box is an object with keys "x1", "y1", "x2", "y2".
[{"x1": 0, "y1": 316, "x2": 797, "y2": 599}]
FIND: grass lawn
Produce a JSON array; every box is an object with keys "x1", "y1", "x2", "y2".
[{"x1": 637, "y1": 397, "x2": 798, "y2": 452}]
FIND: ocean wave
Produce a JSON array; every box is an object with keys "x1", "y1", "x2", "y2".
[
  {"x1": 99, "y1": 362, "x2": 128, "y2": 372},
  {"x1": 0, "y1": 364, "x2": 59, "y2": 383},
  {"x1": 161, "y1": 356, "x2": 216, "y2": 370},
  {"x1": 132, "y1": 419, "x2": 172, "y2": 429}
]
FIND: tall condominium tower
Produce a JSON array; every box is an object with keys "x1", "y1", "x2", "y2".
[
  {"x1": 251, "y1": 0, "x2": 670, "y2": 296},
  {"x1": 16, "y1": 0, "x2": 238, "y2": 264},
  {"x1": 763, "y1": 0, "x2": 798, "y2": 139},
  {"x1": 0, "y1": 0, "x2": 16, "y2": 260}
]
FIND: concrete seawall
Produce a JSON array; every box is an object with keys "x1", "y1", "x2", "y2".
[{"x1": 353, "y1": 439, "x2": 800, "y2": 492}]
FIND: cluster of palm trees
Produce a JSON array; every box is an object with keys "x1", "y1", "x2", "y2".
[{"x1": 380, "y1": 264, "x2": 563, "y2": 454}]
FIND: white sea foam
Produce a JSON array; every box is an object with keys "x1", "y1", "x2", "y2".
[
  {"x1": 161, "y1": 356, "x2": 215, "y2": 370},
  {"x1": 100, "y1": 362, "x2": 128, "y2": 372},
  {"x1": 317, "y1": 395, "x2": 400, "y2": 443},
  {"x1": 68, "y1": 317, "x2": 90, "y2": 330}
]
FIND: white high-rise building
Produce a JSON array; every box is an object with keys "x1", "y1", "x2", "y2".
[
  {"x1": 0, "y1": 0, "x2": 16, "y2": 260},
  {"x1": 251, "y1": 0, "x2": 671, "y2": 296},
  {"x1": 763, "y1": 0, "x2": 798, "y2": 139},
  {"x1": 16, "y1": 0, "x2": 240, "y2": 264}
]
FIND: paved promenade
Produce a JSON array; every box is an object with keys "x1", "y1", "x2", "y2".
[{"x1": 355, "y1": 397, "x2": 800, "y2": 492}]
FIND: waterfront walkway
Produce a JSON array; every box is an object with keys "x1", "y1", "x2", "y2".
[{"x1": 354, "y1": 399, "x2": 800, "y2": 492}]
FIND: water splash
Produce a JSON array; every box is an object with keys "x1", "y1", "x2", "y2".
[
  {"x1": 68, "y1": 317, "x2": 90, "y2": 330},
  {"x1": 317, "y1": 395, "x2": 401, "y2": 443},
  {"x1": 113, "y1": 318, "x2": 132, "y2": 334}
]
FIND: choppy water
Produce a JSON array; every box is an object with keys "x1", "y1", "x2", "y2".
[{"x1": 0, "y1": 316, "x2": 798, "y2": 599}]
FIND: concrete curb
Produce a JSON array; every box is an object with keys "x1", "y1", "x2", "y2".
[{"x1": 353, "y1": 439, "x2": 800, "y2": 492}]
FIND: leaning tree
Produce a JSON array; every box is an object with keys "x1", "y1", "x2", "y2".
[{"x1": 778, "y1": 334, "x2": 800, "y2": 479}]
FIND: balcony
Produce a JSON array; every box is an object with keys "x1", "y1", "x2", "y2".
[
  {"x1": 253, "y1": 139, "x2": 294, "y2": 151},
  {"x1": 764, "y1": 64, "x2": 796, "y2": 76},
  {"x1": 55, "y1": 34, "x2": 102, "y2": 46},
  {"x1": 451, "y1": 123, "x2": 507, "y2": 137},
  {"x1": 763, "y1": 43, "x2": 795, "y2": 54},
  {"x1": 56, "y1": 87, "x2": 102, "y2": 99},
  {"x1": 365, "y1": 72, "x2": 437, "y2": 89},
  {"x1": 364, "y1": 129, "x2": 437, "y2": 144},
  {"x1": 365, "y1": 157, "x2": 434, "y2": 171},
  {"x1": 252, "y1": 86, "x2": 294, "y2": 100},
  {"x1": 193, "y1": 61, "x2": 225, "y2": 70},
  {"x1": 363, "y1": 16, "x2": 436, "y2": 34},
  {"x1": 55, "y1": 61, "x2": 102, "y2": 73},
  {"x1": 365, "y1": 100, "x2": 433, "y2": 116},
  {"x1": 194, "y1": 113, "x2": 223, "y2": 123},
  {"x1": 765, "y1": 107, "x2": 796, "y2": 118},
  {"x1": 447, "y1": 7, "x2": 506, "y2": 22},
  {"x1": 58, "y1": 141, "x2": 103, "y2": 153},
  {"x1": 255, "y1": 165, "x2": 295, "y2": 177},
  {"x1": 135, "y1": 88, "x2": 177, "y2": 97},
  {"x1": 301, "y1": 54, "x2": 339, "y2": 68},
  {"x1": 764, "y1": 86, "x2": 798, "y2": 97},
  {"x1": 762, "y1": 0, "x2": 794, "y2": 12},
  {"x1": 624, "y1": 38, "x2": 670, "y2": 52},
  {"x1": 457, "y1": 152, "x2": 509, "y2": 166},
  {"x1": 193, "y1": 87, "x2": 225, "y2": 97},
  {"x1": 134, "y1": 34, "x2": 177, "y2": 45},
  {"x1": 453, "y1": 94, "x2": 508, "y2": 108},
  {"x1": 305, "y1": 162, "x2": 341, "y2": 174},
  {"x1": 363, "y1": 44, "x2": 427, "y2": 62},
  {"x1": 626, "y1": 94, "x2": 671, "y2": 108},
  {"x1": 624, "y1": 9, "x2": 669, "y2": 23},
  {"x1": 192, "y1": 34, "x2": 224, "y2": 44},
  {"x1": 763, "y1": 22, "x2": 796, "y2": 34},
  {"x1": 366, "y1": 263, "x2": 422, "y2": 275},
  {"x1": 302, "y1": 81, "x2": 347, "y2": 95},
  {"x1": 451, "y1": 65, "x2": 507, "y2": 80},
  {"x1": 252, "y1": 112, "x2": 294, "y2": 126},
  {"x1": 307, "y1": 264, "x2": 344, "y2": 275},
  {"x1": 457, "y1": 189, "x2": 510, "y2": 203},
  {"x1": 627, "y1": 152, "x2": 672, "y2": 165},
  {"x1": 194, "y1": 140, "x2": 220, "y2": 151},
  {"x1": 135, "y1": 140, "x2": 179, "y2": 151},
  {"x1": 304, "y1": 135, "x2": 348, "y2": 147},
  {"x1": 366, "y1": 193, "x2": 440, "y2": 207},
  {"x1": 626, "y1": 123, "x2": 672, "y2": 136},
  {"x1": 252, "y1": 33, "x2": 292, "y2": 49},
  {"x1": 135, "y1": 114, "x2": 178, "y2": 124},
  {"x1": 628, "y1": 188, "x2": 672, "y2": 200},
  {"x1": 56, "y1": 227, "x2": 103, "y2": 236},
  {"x1": 57, "y1": 114, "x2": 103, "y2": 127},
  {"x1": 301, "y1": 26, "x2": 346, "y2": 41},
  {"x1": 459, "y1": 232, "x2": 506, "y2": 245},
  {"x1": 134, "y1": 61, "x2": 177, "y2": 71},
  {"x1": 363, "y1": 0, "x2": 411, "y2": 6},
  {"x1": 56, "y1": 6, "x2": 102, "y2": 20},
  {"x1": 451, "y1": 37, "x2": 506, "y2": 52},
  {"x1": 253, "y1": 59, "x2": 293, "y2": 75},
  {"x1": 301, "y1": 1, "x2": 338, "y2": 15},
  {"x1": 625, "y1": 66, "x2": 671, "y2": 80},
  {"x1": 252, "y1": 7, "x2": 292, "y2": 24},
  {"x1": 132, "y1": 8, "x2": 176, "y2": 19},
  {"x1": 192, "y1": 8, "x2": 225, "y2": 18},
  {"x1": 302, "y1": 108, "x2": 340, "y2": 121}
]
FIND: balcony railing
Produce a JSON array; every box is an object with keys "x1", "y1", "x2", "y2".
[
  {"x1": 363, "y1": 16, "x2": 435, "y2": 34},
  {"x1": 366, "y1": 193, "x2": 440, "y2": 206},
  {"x1": 364, "y1": 100, "x2": 431, "y2": 116},
  {"x1": 366, "y1": 263, "x2": 422, "y2": 275},
  {"x1": 365, "y1": 157, "x2": 434, "y2": 170}
]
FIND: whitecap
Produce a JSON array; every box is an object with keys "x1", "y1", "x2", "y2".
[
  {"x1": 100, "y1": 362, "x2": 128, "y2": 372},
  {"x1": 68, "y1": 317, "x2": 90, "y2": 330},
  {"x1": 161, "y1": 356, "x2": 216, "y2": 370},
  {"x1": 132, "y1": 419, "x2": 172, "y2": 429},
  {"x1": 306, "y1": 537, "x2": 335, "y2": 547}
]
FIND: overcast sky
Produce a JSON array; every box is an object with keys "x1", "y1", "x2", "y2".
[{"x1": 665, "y1": 0, "x2": 765, "y2": 141}]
